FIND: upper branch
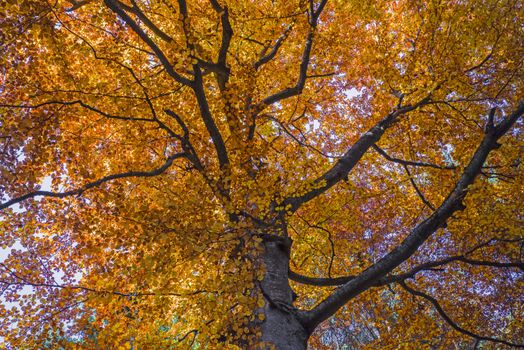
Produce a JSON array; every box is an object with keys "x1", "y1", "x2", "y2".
[
  {"x1": 176, "y1": 0, "x2": 230, "y2": 170},
  {"x1": 282, "y1": 98, "x2": 431, "y2": 214},
  {"x1": 254, "y1": 24, "x2": 294, "y2": 70},
  {"x1": 403, "y1": 164, "x2": 436, "y2": 210},
  {"x1": 116, "y1": 0, "x2": 174, "y2": 42},
  {"x1": 209, "y1": 0, "x2": 233, "y2": 90},
  {"x1": 192, "y1": 67, "x2": 230, "y2": 170},
  {"x1": 299, "y1": 101, "x2": 524, "y2": 331},
  {"x1": 164, "y1": 109, "x2": 205, "y2": 172},
  {"x1": 258, "y1": 0, "x2": 326, "y2": 109},
  {"x1": 104, "y1": 0, "x2": 193, "y2": 86},
  {"x1": 0, "y1": 152, "x2": 186, "y2": 211},
  {"x1": 0, "y1": 276, "x2": 208, "y2": 298},
  {"x1": 260, "y1": 31, "x2": 313, "y2": 107}
]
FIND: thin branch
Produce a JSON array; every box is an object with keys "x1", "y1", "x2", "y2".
[
  {"x1": 265, "y1": 114, "x2": 337, "y2": 159},
  {"x1": 404, "y1": 164, "x2": 436, "y2": 210},
  {"x1": 165, "y1": 109, "x2": 190, "y2": 138},
  {"x1": 164, "y1": 109, "x2": 205, "y2": 172},
  {"x1": 0, "y1": 100, "x2": 154, "y2": 122},
  {"x1": 178, "y1": 329, "x2": 198, "y2": 344},
  {"x1": 296, "y1": 214, "x2": 336, "y2": 277},
  {"x1": 400, "y1": 281, "x2": 524, "y2": 348},
  {"x1": 0, "y1": 279, "x2": 208, "y2": 298},
  {"x1": 373, "y1": 144, "x2": 456, "y2": 170},
  {"x1": 0, "y1": 152, "x2": 186, "y2": 210},
  {"x1": 385, "y1": 256, "x2": 524, "y2": 284},
  {"x1": 307, "y1": 72, "x2": 336, "y2": 79},
  {"x1": 192, "y1": 71, "x2": 230, "y2": 169},
  {"x1": 464, "y1": 31, "x2": 501, "y2": 73},
  {"x1": 454, "y1": 256, "x2": 523, "y2": 270},
  {"x1": 260, "y1": 30, "x2": 313, "y2": 107}
]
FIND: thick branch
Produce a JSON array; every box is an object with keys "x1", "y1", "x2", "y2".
[
  {"x1": 192, "y1": 71, "x2": 230, "y2": 169},
  {"x1": 400, "y1": 281, "x2": 524, "y2": 348},
  {"x1": 0, "y1": 152, "x2": 186, "y2": 210},
  {"x1": 174, "y1": 0, "x2": 229, "y2": 169},
  {"x1": 300, "y1": 101, "x2": 524, "y2": 331}
]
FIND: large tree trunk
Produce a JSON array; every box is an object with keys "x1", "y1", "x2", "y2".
[{"x1": 259, "y1": 238, "x2": 309, "y2": 350}]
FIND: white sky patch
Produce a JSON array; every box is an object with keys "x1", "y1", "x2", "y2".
[
  {"x1": 343, "y1": 87, "x2": 361, "y2": 99},
  {"x1": 1, "y1": 175, "x2": 66, "y2": 324},
  {"x1": 36, "y1": 175, "x2": 53, "y2": 199}
]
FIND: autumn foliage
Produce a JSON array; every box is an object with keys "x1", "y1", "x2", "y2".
[{"x1": 0, "y1": 0, "x2": 523, "y2": 348}]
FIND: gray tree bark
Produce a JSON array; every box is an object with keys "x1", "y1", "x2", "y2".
[{"x1": 259, "y1": 238, "x2": 309, "y2": 350}]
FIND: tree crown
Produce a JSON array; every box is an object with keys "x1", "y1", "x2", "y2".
[{"x1": 1, "y1": 0, "x2": 523, "y2": 348}]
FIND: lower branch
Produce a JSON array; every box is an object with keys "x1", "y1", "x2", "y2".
[
  {"x1": 290, "y1": 254, "x2": 523, "y2": 287},
  {"x1": 289, "y1": 270, "x2": 353, "y2": 287}
]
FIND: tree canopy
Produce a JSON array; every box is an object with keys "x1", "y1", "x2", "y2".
[{"x1": 0, "y1": 0, "x2": 523, "y2": 348}]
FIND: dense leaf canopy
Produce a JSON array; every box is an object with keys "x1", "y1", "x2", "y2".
[{"x1": 1, "y1": 0, "x2": 523, "y2": 348}]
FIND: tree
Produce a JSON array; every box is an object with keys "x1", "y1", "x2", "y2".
[{"x1": 0, "y1": 0, "x2": 523, "y2": 348}]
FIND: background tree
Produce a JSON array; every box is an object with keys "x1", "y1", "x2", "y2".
[{"x1": 1, "y1": 0, "x2": 523, "y2": 348}]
